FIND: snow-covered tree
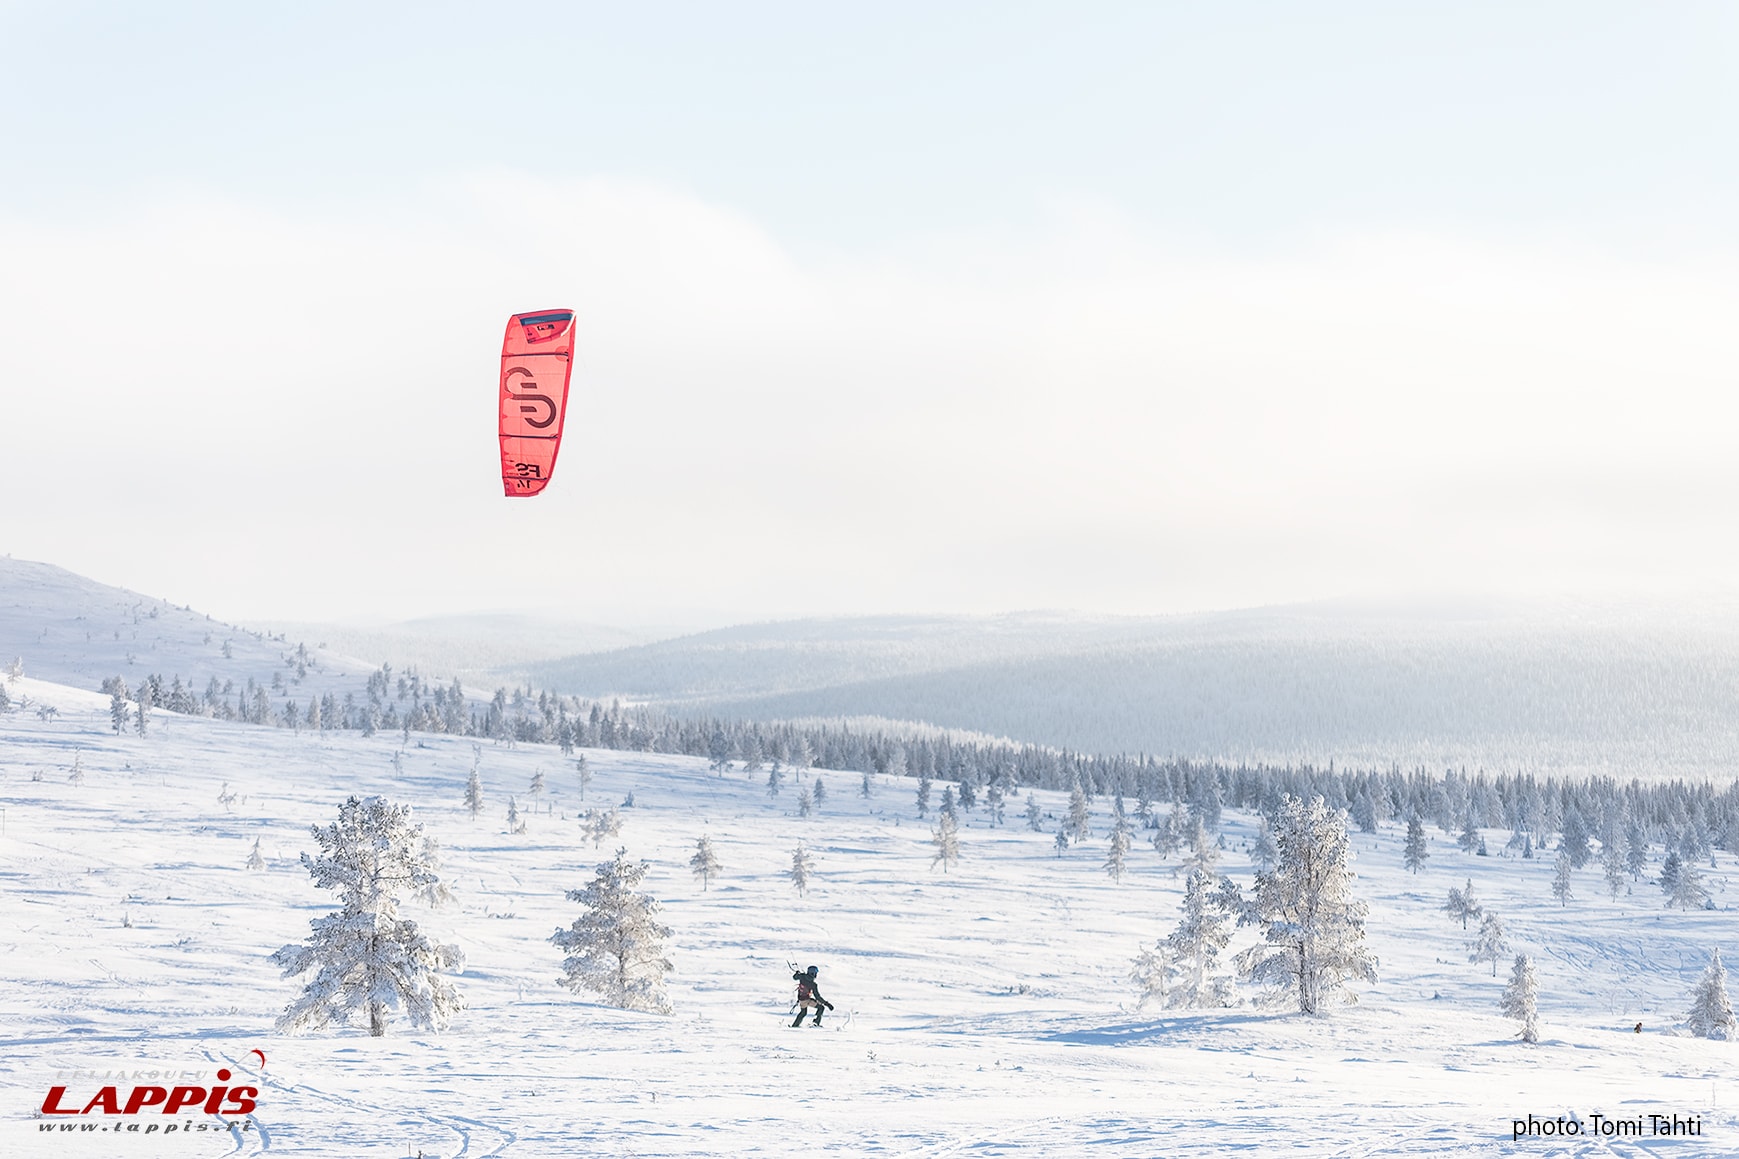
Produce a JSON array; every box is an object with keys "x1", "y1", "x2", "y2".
[
  {"x1": 1054, "y1": 828, "x2": 1069, "y2": 857},
  {"x1": 579, "y1": 808, "x2": 623, "y2": 850},
  {"x1": 766, "y1": 765, "x2": 783, "y2": 798},
  {"x1": 529, "y1": 768, "x2": 547, "y2": 798},
  {"x1": 1251, "y1": 818, "x2": 1278, "y2": 872},
  {"x1": 790, "y1": 843, "x2": 815, "y2": 896},
  {"x1": 270, "y1": 796, "x2": 464, "y2": 1037},
  {"x1": 109, "y1": 682, "x2": 130, "y2": 735},
  {"x1": 1499, "y1": 953, "x2": 1540, "y2": 1043},
  {"x1": 932, "y1": 812, "x2": 961, "y2": 872},
  {"x1": 1025, "y1": 793, "x2": 1043, "y2": 832},
  {"x1": 797, "y1": 785, "x2": 813, "y2": 818},
  {"x1": 939, "y1": 785, "x2": 958, "y2": 822},
  {"x1": 1687, "y1": 948, "x2": 1737, "y2": 1040},
  {"x1": 1067, "y1": 780, "x2": 1091, "y2": 843},
  {"x1": 1445, "y1": 879, "x2": 1482, "y2": 929},
  {"x1": 551, "y1": 848, "x2": 672, "y2": 1013},
  {"x1": 1182, "y1": 818, "x2": 1219, "y2": 877},
  {"x1": 690, "y1": 835, "x2": 722, "y2": 890},
  {"x1": 1105, "y1": 800, "x2": 1133, "y2": 882},
  {"x1": 464, "y1": 760, "x2": 484, "y2": 821},
  {"x1": 916, "y1": 774, "x2": 932, "y2": 818},
  {"x1": 1457, "y1": 815, "x2": 1481, "y2": 855},
  {"x1": 575, "y1": 754, "x2": 592, "y2": 801},
  {"x1": 506, "y1": 796, "x2": 526, "y2": 835},
  {"x1": 1551, "y1": 851, "x2": 1574, "y2": 906},
  {"x1": 1601, "y1": 834, "x2": 1626, "y2": 901},
  {"x1": 1666, "y1": 855, "x2": 1710, "y2": 910},
  {"x1": 812, "y1": 777, "x2": 828, "y2": 807},
  {"x1": 1166, "y1": 868, "x2": 1241, "y2": 1007},
  {"x1": 134, "y1": 678, "x2": 154, "y2": 737},
  {"x1": 1236, "y1": 795, "x2": 1376, "y2": 1013},
  {"x1": 860, "y1": 768, "x2": 874, "y2": 798},
  {"x1": 246, "y1": 837, "x2": 265, "y2": 871},
  {"x1": 985, "y1": 780, "x2": 1005, "y2": 826},
  {"x1": 1560, "y1": 807, "x2": 1591, "y2": 869},
  {"x1": 1469, "y1": 910, "x2": 1509, "y2": 976},
  {"x1": 1130, "y1": 941, "x2": 1170, "y2": 1010},
  {"x1": 1403, "y1": 815, "x2": 1429, "y2": 874}
]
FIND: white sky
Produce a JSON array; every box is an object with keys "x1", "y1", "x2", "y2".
[{"x1": 3, "y1": 3, "x2": 1739, "y2": 626}]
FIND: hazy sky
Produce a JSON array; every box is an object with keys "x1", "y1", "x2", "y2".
[{"x1": 4, "y1": 3, "x2": 1738, "y2": 626}]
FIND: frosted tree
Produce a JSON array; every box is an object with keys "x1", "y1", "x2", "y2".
[
  {"x1": 1025, "y1": 793, "x2": 1043, "y2": 832},
  {"x1": 939, "y1": 785, "x2": 958, "y2": 822},
  {"x1": 506, "y1": 796, "x2": 526, "y2": 835},
  {"x1": 1560, "y1": 807, "x2": 1592, "y2": 869},
  {"x1": 1251, "y1": 818, "x2": 1278, "y2": 872},
  {"x1": 4, "y1": 656, "x2": 20, "y2": 683},
  {"x1": 1066, "y1": 781, "x2": 1091, "y2": 843},
  {"x1": 551, "y1": 848, "x2": 672, "y2": 1014},
  {"x1": 1551, "y1": 852, "x2": 1574, "y2": 906},
  {"x1": 1105, "y1": 802, "x2": 1132, "y2": 883},
  {"x1": 1601, "y1": 835, "x2": 1626, "y2": 901},
  {"x1": 1236, "y1": 795, "x2": 1376, "y2": 1013},
  {"x1": 860, "y1": 768, "x2": 874, "y2": 799},
  {"x1": 134, "y1": 678, "x2": 155, "y2": 737},
  {"x1": 579, "y1": 808, "x2": 623, "y2": 850},
  {"x1": 575, "y1": 755, "x2": 592, "y2": 801},
  {"x1": 1445, "y1": 879, "x2": 1482, "y2": 929},
  {"x1": 767, "y1": 765, "x2": 783, "y2": 798},
  {"x1": 1469, "y1": 910, "x2": 1509, "y2": 976},
  {"x1": 1181, "y1": 818, "x2": 1219, "y2": 876},
  {"x1": 812, "y1": 777, "x2": 828, "y2": 807},
  {"x1": 790, "y1": 843, "x2": 816, "y2": 896},
  {"x1": 1152, "y1": 810, "x2": 1182, "y2": 858},
  {"x1": 1686, "y1": 948, "x2": 1737, "y2": 1040},
  {"x1": 1130, "y1": 941, "x2": 1170, "y2": 1010},
  {"x1": 109, "y1": 682, "x2": 131, "y2": 735},
  {"x1": 464, "y1": 757, "x2": 484, "y2": 821},
  {"x1": 932, "y1": 812, "x2": 961, "y2": 872},
  {"x1": 1054, "y1": 828, "x2": 1070, "y2": 857},
  {"x1": 529, "y1": 768, "x2": 547, "y2": 798},
  {"x1": 1457, "y1": 815, "x2": 1481, "y2": 854},
  {"x1": 689, "y1": 835, "x2": 723, "y2": 890},
  {"x1": 67, "y1": 750, "x2": 85, "y2": 786},
  {"x1": 1403, "y1": 815, "x2": 1429, "y2": 874},
  {"x1": 1166, "y1": 868, "x2": 1241, "y2": 1007},
  {"x1": 1666, "y1": 855, "x2": 1710, "y2": 910},
  {"x1": 707, "y1": 727, "x2": 733, "y2": 775},
  {"x1": 797, "y1": 785, "x2": 813, "y2": 818},
  {"x1": 246, "y1": 837, "x2": 265, "y2": 871},
  {"x1": 1626, "y1": 815, "x2": 1650, "y2": 879},
  {"x1": 1499, "y1": 953, "x2": 1540, "y2": 1043},
  {"x1": 985, "y1": 780, "x2": 1005, "y2": 826},
  {"x1": 270, "y1": 796, "x2": 464, "y2": 1037},
  {"x1": 916, "y1": 775, "x2": 932, "y2": 818}
]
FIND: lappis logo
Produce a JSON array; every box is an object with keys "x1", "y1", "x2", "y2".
[{"x1": 39, "y1": 1062, "x2": 259, "y2": 1118}]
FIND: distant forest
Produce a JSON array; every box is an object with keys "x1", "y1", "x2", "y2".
[{"x1": 108, "y1": 661, "x2": 1739, "y2": 861}]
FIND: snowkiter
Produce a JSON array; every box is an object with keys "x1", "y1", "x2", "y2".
[{"x1": 792, "y1": 965, "x2": 834, "y2": 1027}]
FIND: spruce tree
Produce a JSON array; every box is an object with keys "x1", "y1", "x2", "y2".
[
  {"x1": 246, "y1": 837, "x2": 265, "y2": 871},
  {"x1": 464, "y1": 755, "x2": 484, "y2": 820},
  {"x1": 1403, "y1": 815, "x2": 1429, "y2": 874},
  {"x1": 812, "y1": 777, "x2": 828, "y2": 807},
  {"x1": 1500, "y1": 953, "x2": 1540, "y2": 1043},
  {"x1": 270, "y1": 796, "x2": 464, "y2": 1036},
  {"x1": 1025, "y1": 793, "x2": 1043, "y2": 832},
  {"x1": 1130, "y1": 941, "x2": 1170, "y2": 1010},
  {"x1": 797, "y1": 785, "x2": 813, "y2": 818},
  {"x1": 1687, "y1": 948, "x2": 1737, "y2": 1040},
  {"x1": 1601, "y1": 833, "x2": 1626, "y2": 901},
  {"x1": 575, "y1": 754, "x2": 592, "y2": 801},
  {"x1": 916, "y1": 775, "x2": 932, "y2": 819},
  {"x1": 1105, "y1": 800, "x2": 1133, "y2": 883},
  {"x1": 1067, "y1": 780, "x2": 1091, "y2": 843},
  {"x1": 1551, "y1": 851, "x2": 1574, "y2": 906},
  {"x1": 109, "y1": 682, "x2": 130, "y2": 735},
  {"x1": 790, "y1": 843, "x2": 815, "y2": 896},
  {"x1": 551, "y1": 848, "x2": 673, "y2": 1013},
  {"x1": 1166, "y1": 868, "x2": 1240, "y2": 1007},
  {"x1": 1666, "y1": 856, "x2": 1710, "y2": 910}
]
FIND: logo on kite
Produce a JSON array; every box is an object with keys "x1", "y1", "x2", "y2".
[{"x1": 499, "y1": 309, "x2": 576, "y2": 497}]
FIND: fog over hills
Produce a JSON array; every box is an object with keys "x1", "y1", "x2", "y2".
[
  {"x1": 10, "y1": 554, "x2": 1739, "y2": 780},
  {"x1": 530, "y1": 600, "x2": 1739, "y2": 778}
]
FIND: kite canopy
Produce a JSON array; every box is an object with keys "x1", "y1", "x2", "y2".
[{"x1": 499, "y1": 309, "x2": 576, "y2": 497}]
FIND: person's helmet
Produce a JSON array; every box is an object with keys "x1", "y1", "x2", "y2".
[{"x1": 806, "y1": 965, "x2": 819, "y2": 977}]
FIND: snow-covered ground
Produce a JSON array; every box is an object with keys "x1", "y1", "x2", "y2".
[{"x1": 4, "y1": 671, "x2": 1739, "y2": 1157}]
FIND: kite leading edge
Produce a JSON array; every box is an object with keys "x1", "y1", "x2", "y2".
[{"x1": 499, "y1": 308, "x2": 576, "y2": 497}]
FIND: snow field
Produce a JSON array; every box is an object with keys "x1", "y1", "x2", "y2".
[{"x1": 5, "y1": 682, "x2": 1739, "y2": 1156}]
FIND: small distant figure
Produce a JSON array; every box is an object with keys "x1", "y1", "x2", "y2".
[
  {"x1": 791, "y1": 965, "x2": 835, "y2": 1028},
  {"x1": 1634, "y1": 1022, "x2": 1643, "y2": 1034}
]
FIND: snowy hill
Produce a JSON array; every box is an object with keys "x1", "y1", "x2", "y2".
[
  {"x1": 5, "y1": 666, "x2": 1739, "y2": 1155},
  {"x1": 531, "y1": 600, "x2": 1739, "y2": 778}
]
